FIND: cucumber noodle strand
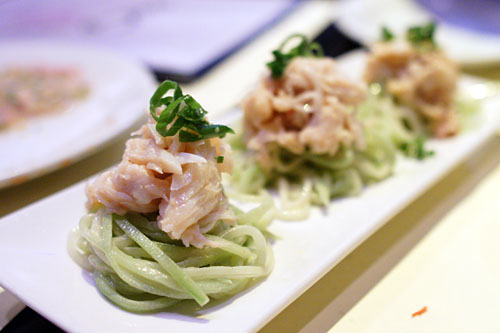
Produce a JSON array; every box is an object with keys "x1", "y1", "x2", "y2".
[{"x1": 114, "y1": 216, "x2": 209, "y2": 306}]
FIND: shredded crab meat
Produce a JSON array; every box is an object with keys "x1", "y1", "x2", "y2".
[
  {"x1": 86, "y1": 116, "x2": 235, "y2": 248},
  {"x1": 364, "y1": 41, "x2": 459, "y2": 137},
  {"x1": 242, "y1": 57, "x2": 366, "y2": 170}
]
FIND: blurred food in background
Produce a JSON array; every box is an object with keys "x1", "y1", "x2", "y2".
[{"x1": 0, "y1": 66, "x2": 88, "y2": 129}]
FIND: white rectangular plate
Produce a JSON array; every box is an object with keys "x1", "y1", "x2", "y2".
[{"x1": 1, "y1": 67, "x2": 500, "y2": 332}]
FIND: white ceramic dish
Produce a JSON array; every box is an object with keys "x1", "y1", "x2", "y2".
[
  {"x1": 1, "y1": 52, "x2": 500, "y2": 332},
  {"x1": 0, "y1": 40, "x2": 157, "y2": 189},
  {"x1": 336, "y1": 0, "x2": 500, "y2": 67}
]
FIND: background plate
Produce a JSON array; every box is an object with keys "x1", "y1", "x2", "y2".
[{"x1": 0, "y1": 40, "x2": 157, "y2": 189}]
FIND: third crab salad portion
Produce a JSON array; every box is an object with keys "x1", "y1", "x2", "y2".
[
  {"x1": 69, "y1": 80, "x2": 274, "y2": 313},
  {"x1": 227, "y1": 30, "x2": 479, "y2": 219},
  {"x1": 365, "y1": 23, "x2": 460, "y2": 138}
]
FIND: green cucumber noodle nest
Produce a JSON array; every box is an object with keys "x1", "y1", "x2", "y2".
[
  {"x1": 68, "y1": 205, "x2": 274, "y2": 313},
  {"x1": 227, "y1": 86, "x2": 479, "y2": 220}
]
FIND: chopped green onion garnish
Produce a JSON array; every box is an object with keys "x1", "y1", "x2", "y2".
[
  {"x1": 216, "y1": 156, "x2": 224, "y2": 163},
  {"x1": 266, "y1": 34, "x2": 324, "y2": 79},
  {"x1": 399, "y1": 136, "x2": 435, "y2": 160},
  {"x1": 381, "y1": 26, "x2": 394, "y2": 41},
  {"x1": 149, "y1": 80, "x2": 234, "y2": 142},
  {"x1": 379, "y1": 22, "x2": 438, "y2": 50},
  {"x1": 407, "y1": 22, "x2": 436, "y2": 48}
]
